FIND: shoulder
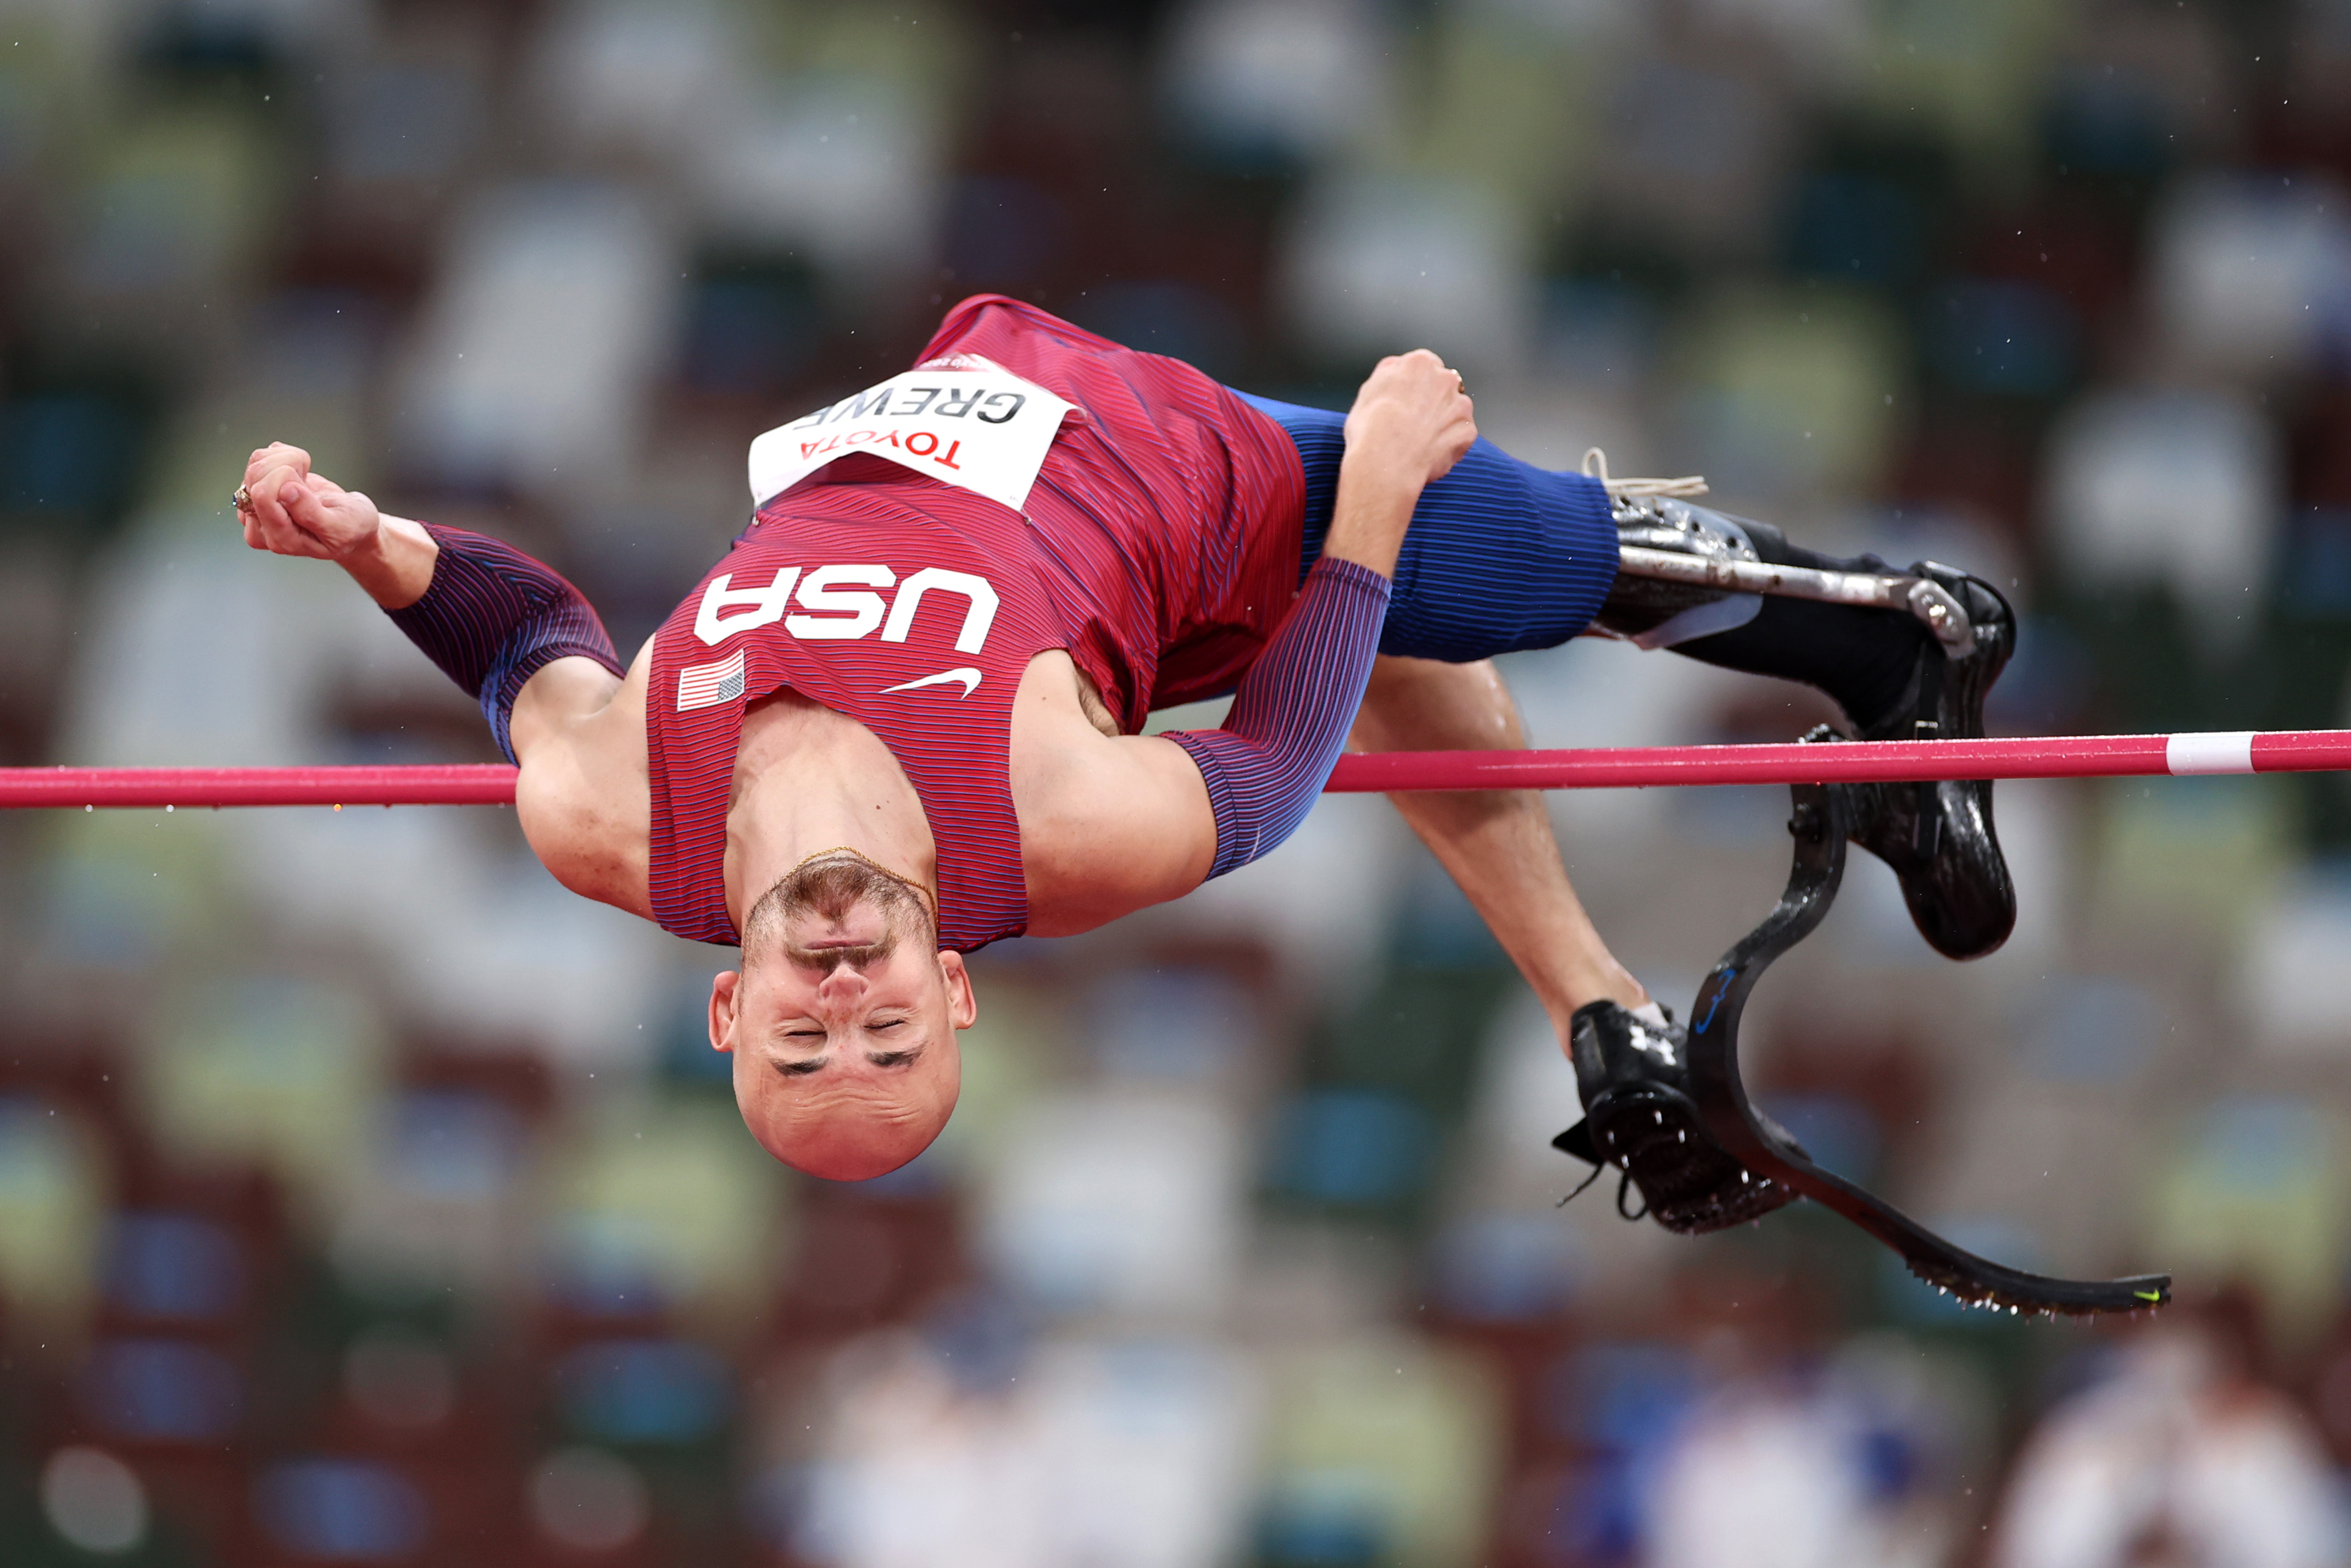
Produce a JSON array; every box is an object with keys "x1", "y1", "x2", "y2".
[{"x1": 1009, "y1": 653, "x2": 1215, "y2": 936}]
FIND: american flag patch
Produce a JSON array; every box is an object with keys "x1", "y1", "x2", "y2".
[{"x1": 677, "y1": 649, "x2": 747, "y2": 711}]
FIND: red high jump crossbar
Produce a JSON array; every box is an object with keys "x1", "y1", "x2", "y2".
[{"x1": 3, "y1": 730, "x2": 2348, "y2": 808}]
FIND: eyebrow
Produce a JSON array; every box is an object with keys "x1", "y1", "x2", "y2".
[{"x1": 765, "y1": 1044, "x2": 925, "y2": 1077}]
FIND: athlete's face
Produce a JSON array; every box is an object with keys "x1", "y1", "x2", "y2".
[{"x1": 710, "y1": 854, "x2": 974, "y2": 1180}]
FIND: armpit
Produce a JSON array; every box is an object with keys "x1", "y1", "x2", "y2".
[{"x1": 1072, "y1": 666, "x2": 1121, "y2": 737}]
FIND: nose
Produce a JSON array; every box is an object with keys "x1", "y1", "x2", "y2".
[{"x1": 815, "y1": 964, "x2": 869, "y2": 1007}]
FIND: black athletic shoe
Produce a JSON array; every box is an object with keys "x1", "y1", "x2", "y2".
[
  {"x1": 1553, "y1": 1000, "x2": 1801, "y2": 1234},
  {"x1": 1849, "y1": 563, "x2": 2017, "y2": 960}
]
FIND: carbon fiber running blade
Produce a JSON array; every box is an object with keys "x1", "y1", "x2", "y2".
[
  {"x1": 1742, "y1": 1135, "x2": 2170, "y2": 1314},
  {"x1": 1679, "y1": 775, "x2": 2171, "y2": 1318}
]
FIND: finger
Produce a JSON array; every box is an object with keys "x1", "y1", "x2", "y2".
[
  {"x1": 257, "y1": 442, "x2": 312, "y2": 475},
  {"x1": 279, "y1": 477, "x2": 329, "y2": 540},
  {"x1": 281, "y1": 476, "x2": 358, "y2": 553},
  {"x1": 246, "y1": 464, "x2": 301, "y2": 535},
  {"x1": 242, "y1": 445, "x2": 309, "y2": 491},
  {"x1": 252, "y1": 507, "x2": 316, "y2": 557}
]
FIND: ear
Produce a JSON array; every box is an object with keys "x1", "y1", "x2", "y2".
[
  {"x1": 937, "y1": 950, "x2": 977, "y2": 1030},
  {"x1": 708, "y1": 970, "x2": 743, "y2": 1053}
]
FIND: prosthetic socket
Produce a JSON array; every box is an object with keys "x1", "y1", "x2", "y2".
[{"x1": 1595, "y1": 492, "x2": 1978, "y2": 660}]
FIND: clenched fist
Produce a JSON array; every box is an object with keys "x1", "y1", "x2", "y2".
[
  {"x1": 236, "y1": 443, "x2": 383, "y2": 561},
  {"x1": 1342, "y1": 348, "x2": 1479, "y2": 491},
  {"x1": 233, "y1": 442, "x2": 437, "y2": 608}
]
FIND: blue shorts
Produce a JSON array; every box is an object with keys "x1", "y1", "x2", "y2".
[{"x1": 1236, "y1": 392, "x2": 1621, "y2": 663}]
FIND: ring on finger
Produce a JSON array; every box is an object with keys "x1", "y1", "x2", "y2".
[{"x1": 231, "y1": 485, "x2": 252, "y2": 512}]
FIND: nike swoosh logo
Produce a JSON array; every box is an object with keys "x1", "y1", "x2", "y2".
[{"x1": 880, "y1": 667, "x2": 982, "y2": 698}]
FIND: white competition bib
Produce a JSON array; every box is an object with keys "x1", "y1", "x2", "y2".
[{"x1": 747, "y1": 355, "x2": 1075, "y2": 514}]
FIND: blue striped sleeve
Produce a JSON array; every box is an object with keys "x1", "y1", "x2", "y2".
[
  {"x1": 1166, "y1": 557, "x2": 1391, "y2": 877},
  {"x1": 384, "y1": 524, "x2": 624, "y2": 764}
]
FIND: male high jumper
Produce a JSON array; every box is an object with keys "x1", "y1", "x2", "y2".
[{"x1": 234, "y1": 294, "x2": 2012, "y2": 1236}]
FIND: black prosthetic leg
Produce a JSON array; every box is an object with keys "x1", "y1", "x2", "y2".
[
  {"x1": 1597, "y1": 497, "x2": 2018, "y2": 960},
  {"x1": 1555, "y1": 753, "x2": 2171, "y2": 1317}
]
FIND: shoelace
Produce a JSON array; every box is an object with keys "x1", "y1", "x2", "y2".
[
  {"x1": 1582, "y1": 447, "x2": 1709, "y2": 499},
  {"x1": 1554, "y1": 1160, "x2": 1650, "y2": 1223}
]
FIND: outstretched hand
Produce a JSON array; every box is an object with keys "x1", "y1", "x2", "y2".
[
  {"x1": 1342, "y1": 349, "x2": 1478, "y2": 490},
  {"x1": 236, "y1": 443, "x2": 383, "y2": 562}
]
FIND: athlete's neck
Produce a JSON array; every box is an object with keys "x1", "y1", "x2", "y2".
[{"x1": 725, "y1": 691, "x2": 938, "y2": 933}]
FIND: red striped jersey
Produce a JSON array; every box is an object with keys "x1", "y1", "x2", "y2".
[{"x1": 645, "y1": 296, "x2": 1304, "y2": 950}]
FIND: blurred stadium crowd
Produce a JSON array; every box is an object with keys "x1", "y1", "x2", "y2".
[{"x1": 7, "y1": 0, "x2": 2351, "y2": 1564}]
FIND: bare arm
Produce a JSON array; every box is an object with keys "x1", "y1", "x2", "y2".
[
  {"x1": 237, "y1": 442, "x2": 650, "y2": 911},
  {"x1": 237, "y1": 443, "x2": 625, "y2": 743},
  {"x1": 1349, "y1": 655, "x2": 1649, "y2": 1038}
]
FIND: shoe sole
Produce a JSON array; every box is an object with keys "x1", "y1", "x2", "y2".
[{"x1": 1584, "y1": 1082, "x2": 1797, "y2": 1234}]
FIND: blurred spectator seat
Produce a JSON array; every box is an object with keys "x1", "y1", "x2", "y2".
[
  {"x1": 2149, "y1": 1096, "x2": 2350, "y2": 1346},
  {"x1": 254, "y1": 1458, "x2": 430, "y2": 1565},
  {"x1": 543, "y1": 1098, "x2": 786, "y2": 1328},
  {"x1": 1923, "y1": 279, "x2": 2079, "y2": 399},
  {"x1": 1255, "y1": 1334, "x2": 1500, "y2": 1568},
  {"x1": 1266, "y1": 1088, "x2": 1435, "y2": 1211},
  {"x1": 330, "y1": 1089, "x2": 531, "y2": 1303},
  {"x1": 555, "y1": 1338, "x2": 731, "y2": 1448},
  {"x1": 1082, "y1": 964, "x2": 1266, "y2": 1089},
  {"x1": 692, "y1": 72, "x2": 946, "y2": 299},
  {"x1": 394, "y1": 181, "x2": 680, "y2": 497},
  {"x1": 1849, "y1": 1, "x2": 2067, "y2": 173},
  {"x1": 2041, "y1": 387, "x2": 2279, "y2": 652},
  {"x1": 1414, "y1": 5, "x2": 1604, "y2": 221},
  {"x1": 102, "y1": 1211, "x2": 244, "y2": 1327},
  {"x1": 1671, "y1": 286, "x2": 1905, "y2": 502},
  {"x1": 2240, "y1": 869, "x2": 2351, "y2": 1055},
  {"x1": 40, "y1": 1444, "x2": 152, "y2": 1557},
  {"x1": 2087, "y1": 777, "x2": 2292, "y2": 948},
  {"x1": 1160, "y1": 0, "x2": 1394, "y2": 170},
  {"x1": 2013, "y1": 976, "x2": 2165, "y2": 1085},
  {"x1": 774, "y1": 1192, "x2": 963, "y2": 1337},
  {"x1": 1137, "y1": 792, "x2": 1406, "y2": 994},
  {"x1": 1589, "y1": 59, "x2": 1788, "y2": 259},
  {"x1": 57, "y1": 108, "x2": 280, "y2": 345},
  {"x1": 768, "y1": 1329, "x2": 1257, "y2": 1568},
  {"x1": 79, "y1": 1338, "x2": 243, "y2": 1447},
  {"x1": 529, "y1": 0, "x2": 738, "y2": 165},
  {"x1": 0, "y1": 1096, "x2": 110, "y2": 1331},
  {"x1": 941, "y1": 175, "x2": 1072, "y2": 297},
  {"x1": 2152, "y1": 171, "x2": 2351, "y2": 383},
  {"x1": 137, "y1": 978, "x2": 390, "y2": 1230},
  {"x1": 1630, "y1": 1331, "x2": 1988, "y2": 1568},
  {"x1": 328, "y1": 59, "x2": 480, "y2": 191},
  {"x1": 1429, "y1": 1209, "x2": 1584, "y2": 1327},
  {"x1": 1786, "y1": 174, "x2": 1925, "y2": 290},
  {"x1": 528, "y1": 1444, "x2": 651, "y2": 1558},
  {"x1": 979, "y1": 1087, "x2": 1246, "y2": 1321},
  {"x1": 1278, "y1": 172, "x2": 1536, "y2": 379}
]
